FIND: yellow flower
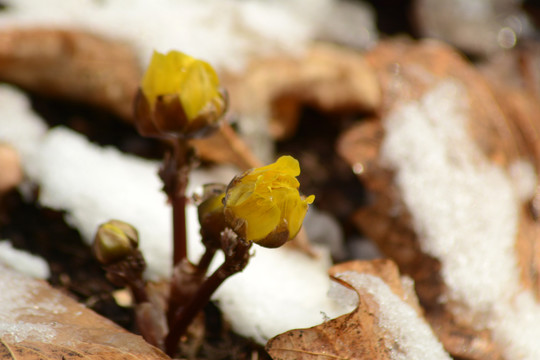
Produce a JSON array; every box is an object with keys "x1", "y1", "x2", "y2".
[
  {"x1": 134, "y1": 50, "x2": 226, "y2": 138},
  {"x1": 223, "y1": 156, "x2": 315, "y2": 248}
]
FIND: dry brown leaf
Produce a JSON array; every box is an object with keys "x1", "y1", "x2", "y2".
[
  {"x1": 0, "y1": 28, "x2": 141, "y2": 120},
  {"x1": 329, "y1": 259, "x2": 424, "y2": 315},
  {"x1": 189, "y1": 123, "x2": 263, "y2": 170},
  {"x1": 365, "y1": 38, "x2": 526, "y2": 165},
  {"x1": 0, "y1": 264, "x2": 170, "y2": 360},
  {"x1": 266, "y1": 262, "x2": 391, "y2": 360},
  {"x1": 222, "y1": 43, "x2": 381, "y2": 140},
  {"x1": 266, "y1": 259, "x2": 447, "y2": 360}
]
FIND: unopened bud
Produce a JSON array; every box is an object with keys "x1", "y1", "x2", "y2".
[
  {"x1": 134, "y1": 50, "x2": 227, "y2": 139},
  {"x1": 93, "y1": 220, "x2": 139, "y2": 265},
  {"x1": 198, "y1": 184, "x2": 227, "y2": 244}
]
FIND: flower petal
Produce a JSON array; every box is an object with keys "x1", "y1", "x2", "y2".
[
  {"x1": 223, "y1": 155, "x2": 314, "y2": 247},
  {"x1": 230, "y1": 194, "x2": 281, "y2": 242},
  {"x1": 250, "y1": 155, "x2": 300, "y2": 177},
  {"x1": 179, "y1": 60, "x2": 221, "y2": 120}
]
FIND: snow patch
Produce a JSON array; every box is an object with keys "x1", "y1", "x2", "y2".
[
  {"x1": 381, "y1": 79, "x2": 540, "y2": 359},
  {"x1": 0, "y1": 84, "x2": 47, "y2": 172},
  {"x1": 333, "y1": 272, "x2": 451, "y2": 360},
  {"x1": 381, "y1": 80, "x2": 521, "y2": 318},
  {"x1": 0, "y1": 241, "x2": 50, "y2": 279},
  {"x1": 0, "y1": 0, "x2": 376, "y2": 72}
]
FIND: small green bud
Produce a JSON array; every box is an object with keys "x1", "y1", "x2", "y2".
[
  {"x1": 198, "y1": 184, "x2": 227, "y2": 244},
  {"x1": 93, "y1": 220, "x2": 139, "y2": 265}
]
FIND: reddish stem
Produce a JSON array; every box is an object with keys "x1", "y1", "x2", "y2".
[
  {"x1": 164, "y1": 239, "x2": 251, "y2": 356},
  {"x1": 172, "y1": 193, "x2": 187, "y2": 265},
  {"x1": 196, "y1": 247, "x2": 217, "y2": 275},
  {"x1": 161, "y1": 138, "x2": 193, "y2": 351},
  {"x1": 160, "y1": 138, "x2": 191, "y2": 267}
]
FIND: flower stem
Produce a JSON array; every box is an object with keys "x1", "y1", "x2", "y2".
[
  {"x1": 196, "y1": 246, "x2": 217, "y2": 275},
  {"x1": 164, "y1": 237, "x2": 251, "y2": 356},
  {"x1": 160, "y1": 138, "x2": 192, "y2": 267},
  {"x1": 172, "y1": 192, "x2": 187, "y2": 265}
]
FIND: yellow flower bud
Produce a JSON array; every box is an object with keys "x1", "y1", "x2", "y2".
[
  {"x1": 134, "y1": 50, "x2": 227, "y2": 138},
  {"x1": 93, "y1": 220, "x2": 139, "y2": 264},
  {"x1": 223, "y1": 156, "x2": 315, "y2": 248}
]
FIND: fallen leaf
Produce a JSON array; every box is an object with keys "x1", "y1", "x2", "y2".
[
  {"x1": 222, "y1": 43, "x2": 381, "y2": 140},
  {"x1": 266, "y1": 259, "x2": 450, "y2": 360},
  {"x1": 0, "y1": 264, "x2": 170, "y2": 360},
  {"x1": 0, "y1": 28, "x2": 141, "y2": 121},
  {"x1": 189, "y1": 123, "x2": 262, "y2": 170}
]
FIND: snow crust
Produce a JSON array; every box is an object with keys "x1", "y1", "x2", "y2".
[
  {"x1": 0, "y1": 264, "x2": 64, "y2": 343},
  {"x1": 331, "y1": 272, "x2": 451, "y2": 360},
  {"x1": 381, "y1": 80, "x2": 540, "y2": 359},
  {"x1": 0, "y1": 0, "x2": 376, "y2": 72}
]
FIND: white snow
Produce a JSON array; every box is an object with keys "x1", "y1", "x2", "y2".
[
  {"x1": 0, "y1": 85, "x2": 47, "y2": 173},
  {"x1": 214, "y1": 245, "x2": 347, "y2": 343},
  {"x1": 0, "y1": 0, "x2": 376, "y2": 72},
  {"x1": 331, "y1": 272, "x2": 451, "y2": 360},
  {"x1": 0, "y1": 240, "x2": 51, "y2": 279},
  {"x1": 382, "y1": 80, "x2": 521, "y2": 317},
  {"x1": 30, "y1": 126, "x2": 174, "y2": 280},
  {"x1": 381, "y1": 80, "x2": 540, "y2": 359}
]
